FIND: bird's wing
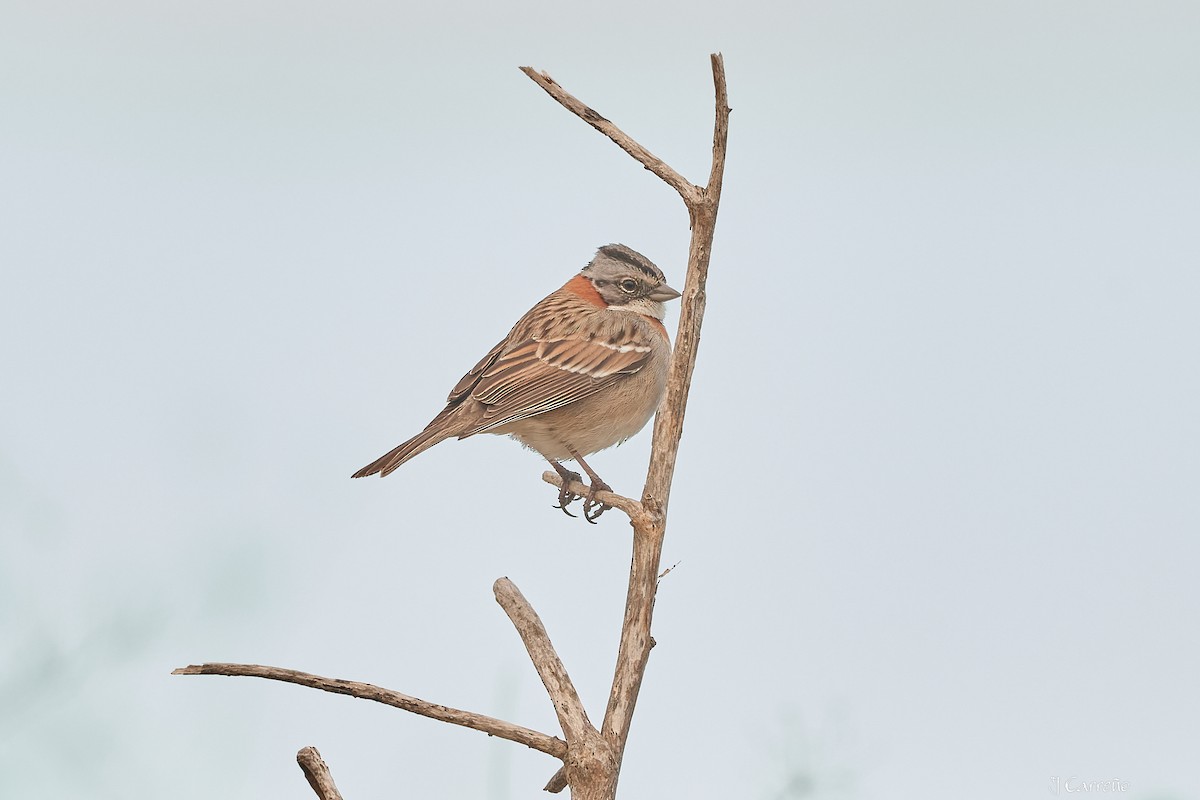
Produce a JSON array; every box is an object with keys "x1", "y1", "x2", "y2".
[
  {"x1": 447, "y1": 338, "x2": 507, "y2": 405},
  {"x1": 462, "y1": 325, "x2": 656, "y2": 435}
]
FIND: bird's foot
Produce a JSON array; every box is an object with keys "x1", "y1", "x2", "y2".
[
  {"x1": 583, "y1": 479, "x2": 613, "y2": 524},
  {"x1": 554, "y1": 469, "x2": 584, "y2": 517}
]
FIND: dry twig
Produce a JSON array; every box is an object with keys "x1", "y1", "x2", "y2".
[
  {"x1": 540, "y1": 472, "x2": 646, "y2": 522},
  {"x1": 172, "y1": 663, "x2": 566, "y2": 758},
  {"x1": 297, "y1": 747, "x2": 345, "y2": 800}
]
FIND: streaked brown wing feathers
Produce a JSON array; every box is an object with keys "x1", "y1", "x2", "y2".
[
  {"x1": 466, "y1": 330, "x2": 653, "y2": 434},
  {"x1": 447, "y1": 338, "x2": 506, "y2": 404}
]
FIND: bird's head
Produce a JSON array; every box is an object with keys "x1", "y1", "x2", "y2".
[{"x1": 582, "y1": 244, "x2": 681, "y2": 319}]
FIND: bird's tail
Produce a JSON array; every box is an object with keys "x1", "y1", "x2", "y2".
[{"x1": 351, "y1": 423, "x2": 455, "y2": 479}]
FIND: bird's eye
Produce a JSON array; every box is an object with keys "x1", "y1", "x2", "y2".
[{"x1": 620, "y1": 279, "x2": 638, "y2": 293}]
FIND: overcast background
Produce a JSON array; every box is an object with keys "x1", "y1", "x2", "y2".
[{"x1": 2, "y1": 1, "x2": 1198, "y2": 798}]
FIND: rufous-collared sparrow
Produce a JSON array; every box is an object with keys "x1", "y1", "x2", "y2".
[{"x1": 353, "y1": 244, "x2": 680, "y2": 521}]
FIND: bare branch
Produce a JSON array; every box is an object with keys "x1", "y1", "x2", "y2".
[
  {"x1": 540, "y1": 472, "x2": 646, "y2": 522},
  {"x1": 297, "y1": 747, "x2": 345, "y2": 800},
  {"x1": 644, "y1": 52, "x2": 729, "y2": 512},
  {"x1": 704, "y1": 54, "x2": 731, "y2": 212},
  {"x1": 519, "y1": 67, "x2": 702, "y2": 208},
  {"x1": 521, "y1": 54, "x2": 730, "y2": 797},
  {"x1": 493, "y1": 578, "x2": 594, "y2": 745},
  {"x1": 172, "y1": 663, "x2": 566, "y2": 759},
  {"x1": 602, "y1": 51, "x2": 729, "y2": 755}
]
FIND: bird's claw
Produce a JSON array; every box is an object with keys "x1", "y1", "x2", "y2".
[
  {"x1": 552, "y1": 471, "x2": 611, "y2": 522},
  {"x1": 583, "y1": 481, "x2": 612, "y2": 524},
  {"x1": 555, "y1": 471, "x2": 584, "y2": 517}
]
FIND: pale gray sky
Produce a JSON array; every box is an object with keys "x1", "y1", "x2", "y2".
[{"x1": 2, "y1": 1, "x2": 1198, "y2": 798}]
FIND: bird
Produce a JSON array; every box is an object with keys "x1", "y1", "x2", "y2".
[{"x1": 352, "y1": 243, "x2": 680, "y2": 522}]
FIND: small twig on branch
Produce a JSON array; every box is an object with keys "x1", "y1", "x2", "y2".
[
  {"x1": 297, "y1": 747, "x2": 345, "y2": 800},
  {"x1": 172, "y1": 663, "x2": 566, "y2": 759},
  {"x1": 540, "y1": 472, "x2": 646, "y2": 522},
  {"x1": 545, "y1": 767, "x2": 570, "y2": 794},
  {"x1": 494, "y1": 578, "x2": 594, "y2": 744},
  {"x1": 658, "y1": 561, "x2": 681, "y2": 580},
  {"x1": 519, "y1": 67, "x2": 701, "y2": 208}
]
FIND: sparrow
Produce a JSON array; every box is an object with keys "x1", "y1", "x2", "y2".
[{"x1": 352, "y1": 243, "x2": 680, "y2": 522}]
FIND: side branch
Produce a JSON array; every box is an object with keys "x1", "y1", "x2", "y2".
[
  {"x1": 519, "y1": 67, "x2": 701, "y2": 207},
  {"x1": 494, "y1": 578, "x2": 594, "y2": 744},
  {"x1": 297, "y1": 747, "x2": 345, "y2": 800},
  {"x1": 172, "y1": 663, "x2": 566, "y2": 759},
  {"x1": 540, "y1": 472, "x2": 647, "y2": 522}
]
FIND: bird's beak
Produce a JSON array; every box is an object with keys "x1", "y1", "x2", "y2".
[{"x1": 648, "y1": 283, "x2": 682, "y2": 302}]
